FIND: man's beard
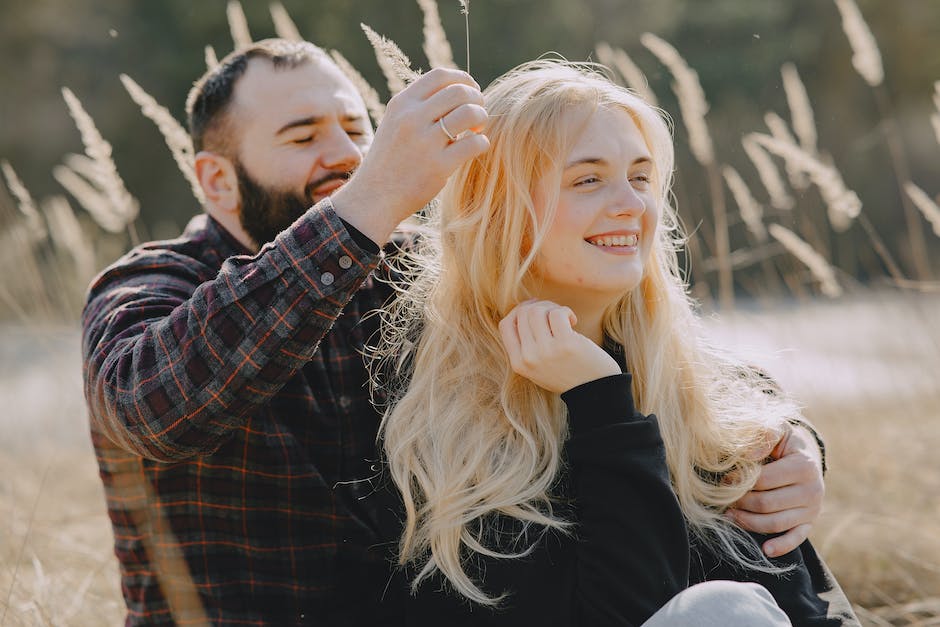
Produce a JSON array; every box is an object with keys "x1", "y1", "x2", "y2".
[{"x1": 234, "y1": 160, "x2": 350, "y2": 248}]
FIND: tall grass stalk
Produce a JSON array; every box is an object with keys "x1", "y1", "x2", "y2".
[
  {"x1": 833, "y1": 0, "x2": 883, "y2": 88},
  {"x1": 834, "y1": 0, "x2": 932, "y2": 280},
  {"x1": 750, "y1": 133, "x2": 861, "y2": 233},
  {"x1": 205, "y1": 45, "x2": 219, "y2": 70},
  {"x1": 594, "y1": 42, "x2": 658, "y2": 106},
  {"x1": 904, "y1": 182, "x2": 940, "y2": 238},
  {"x1": 1, "y1": 161, "x2": 46, "y2": 242},
  {"x1": 270, "y1": 2, "x2": 302, "y2": 42},
  {"x1": 361, "y1": 23, "x2": 420, "y2": 95},
  {"x1": 417, "y1": 0, "x2": 456, "y2": 69},
  {"x1": 0, "y1": 207, "x2": 53, "y2": 321},
  {"x1": 330, "y1": 50, "x2": 387, "y2": 126},
  {"x1": 120, "y1": 74, "x2": 205, "y2": 206},
  {"x1": 722, "y1": 165, "x2": 767, "y2": 242},
  {"x1": 1, "y1": 467, "x2": 49, "y2": 626},
  {"x1": 764, "y1": 112, "x2": 810, "y2": 191},
  {"x1": 226, "y1": 1, "x2": 252, "y2": 50},
  {"x1": 641, "y1": 32, "x2": 732, "y2": 309},
  {"x1": 61, "y1": 88, "x2": 140, "y2": 245},
  {"x1": 742, "y1": 135, "x2": 794, "y2": 211},
  {"x1": 52, "y1": 164, "x2": 123, "y2": 234},
  {"x1": 932, "y1": 81, "x2": 940, "y2": 146},
  {"x1": 781, "y1": 63, "x2": 819, "y2": 157},
  {"x1": 41, "y1": 195, "x2": 95, "y2": 282},
  {"x1": 768, "y1": 224, "x2": 843, "y2": 297},
  {"x1": 459, "y1": 1, "x2": 470, "y2": 73}
]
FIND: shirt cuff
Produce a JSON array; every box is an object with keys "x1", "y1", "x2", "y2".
[
  {"x1": 561, "y1": 373, "x2": 639, "y2": 435},
  {"x1": 338, "y1": 216, "x2": 381, "y2": 255},
  {"x1": 270, "y1": 197, "x2": 382, "y2": 299}
]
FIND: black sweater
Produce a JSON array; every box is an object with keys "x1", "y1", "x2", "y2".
[{"x1": 379, "y1": 374, "x2": 859, "y2": 627}]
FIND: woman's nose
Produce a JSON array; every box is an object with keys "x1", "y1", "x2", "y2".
[{"x1": 608, "y1": 180, "x2": 646, "y2": 217}]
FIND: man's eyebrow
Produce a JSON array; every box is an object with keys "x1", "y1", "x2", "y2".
[
  {"x1": 564, "y1": 156, "x2": 653, "y2": 169},
  {"x1": 275, "y1": 114, "x2": 366, "y2": 136},
  {"x1": 275, "y1": 116, "x2": 321, "y2": 136}
]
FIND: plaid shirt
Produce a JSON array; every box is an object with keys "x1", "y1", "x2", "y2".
[{"x1": 82, "y1": 199, "x2": 404, "y2": 626}]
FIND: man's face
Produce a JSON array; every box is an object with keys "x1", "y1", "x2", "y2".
[{"x1": 229, "y1": 56, "x2": 373, "y2": 246}]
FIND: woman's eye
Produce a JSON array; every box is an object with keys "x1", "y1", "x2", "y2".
[
  {"x1": 574, "y1": 176, "x2": 600, "y2": 186},
  {"x1": 630, "y1": 174, "x2": 651, "y2": 189},
  {"x1": 292, "y1": 136, "x2": 313, "y2": 145}
]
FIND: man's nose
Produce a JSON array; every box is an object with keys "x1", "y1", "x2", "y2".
[{"x1": 321, "y1": 126, "x2": 364, "y2": 172}]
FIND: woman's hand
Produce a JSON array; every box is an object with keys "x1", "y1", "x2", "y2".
[{"x1": 498, "y1": 300, "x2": 621, "y2": 394}]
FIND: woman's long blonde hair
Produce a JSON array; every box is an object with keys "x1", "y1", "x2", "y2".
[{"x1": 370, "y1": 59, "x2": 798, "y2": 605}]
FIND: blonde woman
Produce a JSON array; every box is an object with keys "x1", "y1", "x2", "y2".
[{"x1": 371, "y1": 59, "x2": 856, "y2": 625}]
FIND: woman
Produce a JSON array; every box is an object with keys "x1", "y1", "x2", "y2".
[{"x1": 370, "y1": 59, "x2": 856, "y2": 626}]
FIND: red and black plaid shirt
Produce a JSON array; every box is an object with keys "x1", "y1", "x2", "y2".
[{"x1": 82, "y1": 199, "x2": 403, "y2": 625}]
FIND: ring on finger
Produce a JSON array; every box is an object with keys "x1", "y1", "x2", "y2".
[{"x1": 438, "y1": 117, "x2": 457, "y2": 143}]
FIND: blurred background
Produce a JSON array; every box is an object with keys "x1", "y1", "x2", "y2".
[
  {"x1": 3, "y1": 0, "x2": 940, "y2": 309},
  {"x1": 1, "y1": 1, "x2": 938, "y2": 625}
]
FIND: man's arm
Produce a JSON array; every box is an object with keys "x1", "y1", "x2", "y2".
[
  {"x1": 83, "y1": 200, "x2": 381, "y2": 461},
  {"x1": 729, "y1": 421, "x2": 826, "y2": 557}
]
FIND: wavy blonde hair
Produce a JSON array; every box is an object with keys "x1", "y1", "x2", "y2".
[{"x1": 370, "y1": 59, "x2": 797, "y2": 605}]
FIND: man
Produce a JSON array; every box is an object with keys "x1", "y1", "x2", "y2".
[{"x1": 82, "y1": 39, "x2": 825, "y2": 625}]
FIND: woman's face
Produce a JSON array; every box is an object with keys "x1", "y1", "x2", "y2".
[{"x1": 530, "y1": 106, "x2": 660, "y2": 307}]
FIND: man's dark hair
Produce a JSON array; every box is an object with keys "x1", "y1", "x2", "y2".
[{"x1": 186, "y1": 38, "x2": 328, "y2": 154}]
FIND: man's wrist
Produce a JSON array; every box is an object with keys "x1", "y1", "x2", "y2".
[{"x1": 329, "y1": 181, "x2": 402, "y2": 246}]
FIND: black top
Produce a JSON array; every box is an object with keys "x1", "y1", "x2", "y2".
[{"x1": 376, "y1": 374, "x2": 859, "y2": 627}]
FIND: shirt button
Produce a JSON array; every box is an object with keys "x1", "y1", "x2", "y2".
[
  {"x1": 320, "y1": 271, "x2": 335, "y2": 286},
  {"x1": 338, "y1": 255, "x2": 352, "y2": 269}
]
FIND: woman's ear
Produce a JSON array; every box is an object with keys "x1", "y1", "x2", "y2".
[{"x1": 195, "y1": 151, "x2": 239, "y2": 215}]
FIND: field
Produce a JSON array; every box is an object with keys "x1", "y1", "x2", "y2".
[
  {"x1": 0, "y1": 292, "x2": 938, "y2": 626},
  {"x1": 1, "y1": 1, "x2": 939, "y2": 624}
]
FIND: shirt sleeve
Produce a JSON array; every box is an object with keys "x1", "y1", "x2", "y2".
[
  {"x1": 82, "y1": 198, "x2": 381, "y2": 461},
  {"x1": 561, "y1": 374, "x2": 690, "y2": 626}
]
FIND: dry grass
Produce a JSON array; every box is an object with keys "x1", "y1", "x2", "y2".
[
  {"x1": 1, "y1": 293, "x2": 938, "y2": 625},
  {"x1": 708, "y1": 292, "x2": 940, "y2": 624}
]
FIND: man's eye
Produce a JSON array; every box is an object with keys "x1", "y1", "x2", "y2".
[
  {"x1": 292, "y1": 136, "x2": 313, "y2": 145},
  {"x1": 346, "y1": 129, "x2": 365, "y2": 138}
]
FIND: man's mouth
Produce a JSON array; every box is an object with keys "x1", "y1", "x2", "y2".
[
  {"x1": 312, "y1": 179, "x2": 347, "y2": 199},
  {"x1": 308, "y1": 172, "x2": 352, "y2": 201}
]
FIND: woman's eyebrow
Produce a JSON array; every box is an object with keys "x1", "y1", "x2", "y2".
[{"x1": 564, "y1": 156, "x2": 653, "y2": 169}]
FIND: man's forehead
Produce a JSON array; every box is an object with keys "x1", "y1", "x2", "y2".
[{"x1": 232, "y1": 57, "x2": 364, "y2": 122}]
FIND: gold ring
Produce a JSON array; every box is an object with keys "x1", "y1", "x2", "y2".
[{"x1": 438, "y1": 117, "x2": 457, "y2": 142}]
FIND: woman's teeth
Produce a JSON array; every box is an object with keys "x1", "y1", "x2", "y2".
[{"x1": 587, "y1": 234, "x2": 638, "y2": 247}]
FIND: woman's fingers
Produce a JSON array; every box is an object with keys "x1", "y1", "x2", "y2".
[{"x1": 547, "y1": 306, "x2": 577, "y2": 338}]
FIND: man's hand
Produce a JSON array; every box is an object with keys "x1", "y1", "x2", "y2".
[
  {"x1": 331, "y1": 67, "x2": 489, "y2": 245},
  {"x1": 728, "y1": 423, "x2": 825, "y2": 558}
]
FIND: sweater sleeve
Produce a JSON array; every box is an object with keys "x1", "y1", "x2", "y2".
[
  {"x1": 561, "y1": 373, "x2": 690, "y2": 626},
  {"x1": 82, "y1": 199, "x2": 381, "y2": 462}
]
